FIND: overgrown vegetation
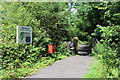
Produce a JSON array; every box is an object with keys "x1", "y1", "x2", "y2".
[
  {"x1": 0, "y1": 1, "x2": 119, "y2": 79},
  {"x1": 82, "y1": 2, "x2": 120, "y2": 78},
  {"x1": 0, "y1": 2, "x2": 71, "y2": 79},
  {"x1": 84, "y1": 42, "x2": 119, "y2": 78},
  {"x1": 67, "y1": 2, "x2": 119, "y2": 78}
]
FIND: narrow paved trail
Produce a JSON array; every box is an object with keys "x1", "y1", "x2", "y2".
[{"x1": 26, "y1": 56, "x2": 93, "y2": 78}]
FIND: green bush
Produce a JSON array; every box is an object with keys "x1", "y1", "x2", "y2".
[
  {"x1": 1, "y1": 2, "x2": 51, "y2": 69},
  {"x1": 92, "y1": 25, "x2": 120, "y2": 44},
  {"x1": 90, "y1": 42, "x2": 119, "y2": 78},
  {"x1": 1, "y1": 3, "x2": 72, "y2": 79},
  {"x1": 52, "y1": 42, "x2": 71, "y2": 60},
  {"x1": 0, "y1": 56, "x2": 55, "y2": 79}
]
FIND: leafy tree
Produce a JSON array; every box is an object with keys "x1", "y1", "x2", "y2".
[
  {"x1": 1, "y1": 2, "x2": 51, "y2": 69},
  {"x1": 22, "y1": 2, "x2": 69, "y2": 43}
]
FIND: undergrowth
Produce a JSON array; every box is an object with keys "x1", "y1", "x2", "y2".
[
  {"x1": 1, "y1": 53, "x2": 69, "y2": 79},
  {"x1": 84, "y1": 58, "x2": 118, "y2": 78},
  {"x1": 84, "y1": 42, "x2": 119, "y2": 78}
]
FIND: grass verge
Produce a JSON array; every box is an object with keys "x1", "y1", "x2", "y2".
[{"x1": 83, "y1": 57, "x2": 118, "y2": 78}]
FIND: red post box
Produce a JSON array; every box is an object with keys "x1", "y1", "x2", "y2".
[{"x1": 48, "y1": 43, "x2": 55, "y2": 53}]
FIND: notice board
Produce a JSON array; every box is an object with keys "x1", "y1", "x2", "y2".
[{"x1": 16, "y1": 26, "x2": 32, "y2": 43}]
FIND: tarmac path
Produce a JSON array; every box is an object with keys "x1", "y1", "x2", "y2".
[{"x1": 25, "y1": 56, "x2": 93, "y2": 78}]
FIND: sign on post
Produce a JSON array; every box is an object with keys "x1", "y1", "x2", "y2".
[{"x1": 16, "y1": 26, "x2": 32, "y2": 43}]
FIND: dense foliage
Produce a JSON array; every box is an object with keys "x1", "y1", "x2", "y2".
[
  {"x1": 82, "y1": 2, "x2": 120, "y2": 78},
  {"x1": 1, "y1": 2, "x2": 49, "y2": 69},
  {"x1": 22, "y1": 2, "x2": 69, "y2": 42},
  {"x1": 0, "y1": 1, "x2": 119, "y2": 79},
  {"x1": 0, "y1": 2, "x2": 71, "y2": 79},
  {"x1": 66, "y1": 2, "x2": 119, "y2": 78}
]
